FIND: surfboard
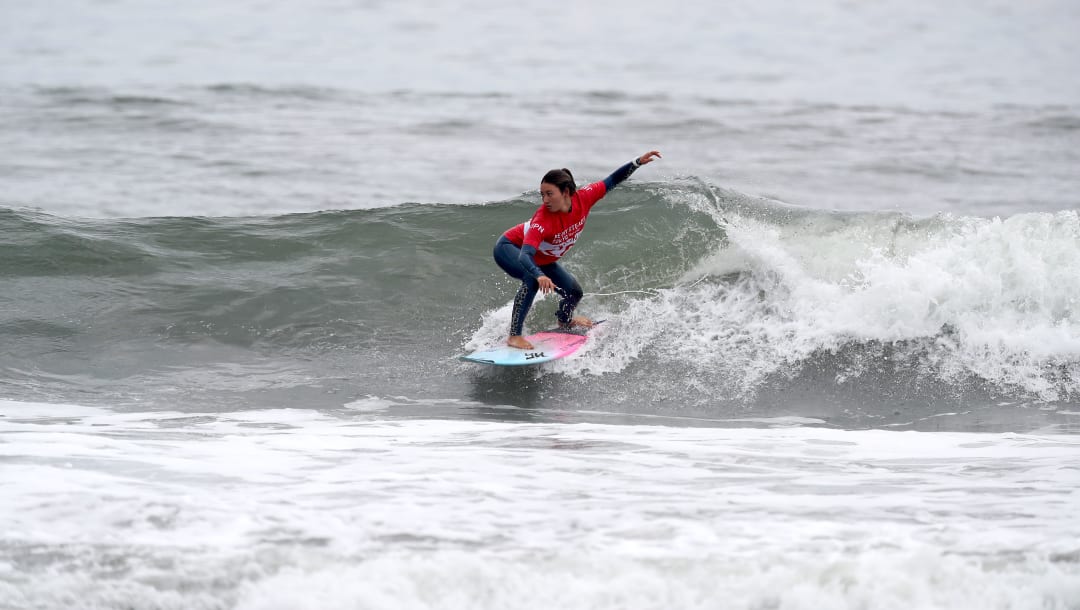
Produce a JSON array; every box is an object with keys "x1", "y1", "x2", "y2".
[{"x1": 459, "y1": 325, "x2": 598, "y2": 366}]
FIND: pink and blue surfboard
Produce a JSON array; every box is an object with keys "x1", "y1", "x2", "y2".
[{"x1": 460, "y1": 327, "x2": 595, "y2": 366}]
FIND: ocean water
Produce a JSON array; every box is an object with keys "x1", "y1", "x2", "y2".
[{"x1": 2, "y1": 0, "x2": 1080, "y2": 608}]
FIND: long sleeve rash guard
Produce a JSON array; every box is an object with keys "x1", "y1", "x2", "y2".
[{"x1": 501, "y1": 160, "x2": 640, "y2": 279}]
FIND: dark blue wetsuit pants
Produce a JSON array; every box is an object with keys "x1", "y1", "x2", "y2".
[{"x1": 493, "y1": 236, "x2": 583, "y2": 336}]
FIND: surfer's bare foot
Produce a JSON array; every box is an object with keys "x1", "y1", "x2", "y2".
[
  {"x1": 507, "y1": 335, "x2": 534, "y2": 350},
  {"x1": 559, "y1": 315, "x2": 594, "y2": 329}
]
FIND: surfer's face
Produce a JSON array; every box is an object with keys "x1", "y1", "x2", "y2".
[{"x1": 540, "y1": 182, "x2": 571, "y2": 213}]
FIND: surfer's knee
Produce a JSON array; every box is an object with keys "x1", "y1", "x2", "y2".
[{"x1": 558, "y1": 283, "x2": 582, "y2": 303}]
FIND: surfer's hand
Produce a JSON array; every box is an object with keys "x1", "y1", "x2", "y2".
[
  {"x1": 537, "y1": 275, "x2": 555, "y2": 294},
  {"x1": 637, "y1": 150, "x2": 662, "y2": 165}
]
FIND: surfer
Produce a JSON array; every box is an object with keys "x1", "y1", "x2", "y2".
[{"x1": 493, "y1": 151, "x2": 662, "y2": 349}]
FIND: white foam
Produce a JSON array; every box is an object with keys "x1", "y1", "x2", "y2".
[
  {"x1": 230, "y1": 549, "x2": 1080, "y2": 610},
  {"x1": 547, "y1": 204, "x2": 1080, "y2": 400},
  {"x1": 463, "y1": 301, "x2": 516, "y2": 353},
  {"x1": 342, "y1": 395, "x2": 396, "y2": 412},
  {"x1": 1, "y1": 402, "x2": 1078, "y2": 609}
]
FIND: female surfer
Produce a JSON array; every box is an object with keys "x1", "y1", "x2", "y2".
[{"x1": 493, "y1": 150, "x2": 662, "y2": 349}]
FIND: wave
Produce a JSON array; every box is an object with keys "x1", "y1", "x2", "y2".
[
  {"x1": 471, "y1": 183, "x2": 1080, "y2": 404},
  {"x1": 2, "y1": 181, "x2": 1079, "y2": 409}
]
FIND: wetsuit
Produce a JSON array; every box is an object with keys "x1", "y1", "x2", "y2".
[{"x1": 493, "y1": 159, "x2": 641, "y2": 336}]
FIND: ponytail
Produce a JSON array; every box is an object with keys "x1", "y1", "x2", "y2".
[{"x1": 541, "y1": 168, "x2": 577, "y2": 196}]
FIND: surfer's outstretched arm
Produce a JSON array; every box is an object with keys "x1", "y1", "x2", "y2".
[{"x1": 602, "y1": 150, "x2": 662, "y2": 192}]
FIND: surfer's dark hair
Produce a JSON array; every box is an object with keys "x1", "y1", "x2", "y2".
[{"x1": 542, "y1": 168, "x2": 576, "y2": 196}]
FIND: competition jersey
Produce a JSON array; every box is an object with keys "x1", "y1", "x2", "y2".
[{"x1": 502, "y1": 181, "x2": 608, "y2": 266}]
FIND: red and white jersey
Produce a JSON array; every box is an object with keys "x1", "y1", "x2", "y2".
[{"x1": 502, "y1": 181, "x2": 608, "y2": 266}]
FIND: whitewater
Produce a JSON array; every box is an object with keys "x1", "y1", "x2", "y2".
[{"x1": 2, "y1": 402, "x2": 1078, "y2": 610}]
